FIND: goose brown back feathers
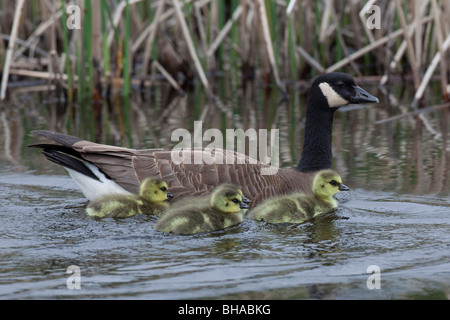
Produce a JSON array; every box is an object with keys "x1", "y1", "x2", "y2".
[
  {"x1": 33, "y1": 132, "x2": 315, "y2": 206},
  {"x1": 30, "y1": 73, "x2": 378, "y2": 207}
]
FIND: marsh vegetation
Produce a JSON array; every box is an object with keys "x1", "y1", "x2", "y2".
[{"x1": 0, "y1": 0, "x2": 449, "y2": 103}]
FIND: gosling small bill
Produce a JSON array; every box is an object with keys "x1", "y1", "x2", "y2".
[
  {"x1": 154, "y1": 184, "x2": 249, "y2": 235},
  {"x1": 86, "y1": 178, "x2": 173, "y2": 218},
  {"x1": 247, "y1": 169, "x2": 349, "y2": 224}
]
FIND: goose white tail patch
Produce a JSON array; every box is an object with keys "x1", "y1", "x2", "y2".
[
  {"x1": 319, "y1": 82, "x2": 348, "y2": 108},
  {"x1": 65, "y1": 162, "x2": 131, "y2": 200}
]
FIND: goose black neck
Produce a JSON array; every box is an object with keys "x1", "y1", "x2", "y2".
[{"x1": 297, "y1": 92, "x2": 337, "y2": 172}]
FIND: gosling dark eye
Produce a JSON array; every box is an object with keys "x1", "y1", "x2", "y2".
[
  {"x1": 336, "y1": 81, "x2": 344, "y2": 88},
  {"x1": 160, "y1": 187, "x2": 167, "y2": 192},
  {"x1": 232, "y1": 198, "x2": 240, "y2": 204},
  {"x1": 329, "y1": 180, "x2": 338, "y2": 186}
]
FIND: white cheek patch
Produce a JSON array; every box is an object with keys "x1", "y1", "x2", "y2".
[{"x1": 319, "y1": 82, "x2": 349, "y2": 108}]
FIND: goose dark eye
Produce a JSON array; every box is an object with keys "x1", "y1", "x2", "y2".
[
  {"x1": 336, "y1": 81, "x2": 344, "y2": 87},
  {"x1": 329, "y1": 180, "x2": 338, "y2": 186},
  {"x1": 232, "y1": 198, "x2": 240, "y2": 204},
  {"x1": 160, "y1": 187, "x2": 167, "y2": 192}
]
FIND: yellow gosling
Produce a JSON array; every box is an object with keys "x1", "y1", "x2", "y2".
[
  {"x1": 86, "y1": 178, "x2": 173, "y2": 218},
  {"x1": 154, "y1": 184, "x2": 249, "y2": 235},
  {"x1": 247, "y1": 170, "x2": 349, "y2": 224}
]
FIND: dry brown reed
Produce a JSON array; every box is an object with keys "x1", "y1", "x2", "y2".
[{"x1": 0, "y1": 0, "x2": 448, "y2": 105}]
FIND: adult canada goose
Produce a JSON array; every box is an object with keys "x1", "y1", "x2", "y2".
[
  {"x1": 247, "y1": 169, "x2": 349, "y2": 224},
  {"x1": 30, "y1": 72, "x2": 378, "y2": 206},
  {"x1": 86, "y1": 178, "x2": 173, "y2": 218},
  {"x1": 154, "y1": 184, "x2": 248, "y2": 235}
]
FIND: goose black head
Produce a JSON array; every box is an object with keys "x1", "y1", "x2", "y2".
[
  {"x1": 311, "y1": 72, "x2": 379, "y2": 109},
  {"x1": 298, "y1": 73, "x2": 379, "y2": 173}
]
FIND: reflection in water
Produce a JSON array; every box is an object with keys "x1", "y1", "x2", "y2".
[
  {"x1": 2, "y1": 81, "x2": 449, "y2": 196},
  {"x1": 0, "y1": 81, "x2": 449, "y2": 299}
]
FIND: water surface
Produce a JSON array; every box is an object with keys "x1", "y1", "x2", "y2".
[{"x1": 0, "y1": 82, "x2": 449, "y2": 299}]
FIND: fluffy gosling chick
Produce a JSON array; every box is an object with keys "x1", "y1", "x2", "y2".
[
  {"x1": 154, "y1": 184, "x2": 249, "y2": 235},
  {"x1": 86, "y1": 178, "x2": 173, "y2": 218},
  {"x1": 169, "y1": 183, "x2": 251, "y2": 209},
  {"x1": 247, "y1": 169, "x2": 349, "y2": 224}
]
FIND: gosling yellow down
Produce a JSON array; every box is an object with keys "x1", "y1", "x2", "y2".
[
  {"x1": 247, "y1": 170, "x2": 349, "y2": 224},
  {"x1": 86, "y1": 178, "x2": 173, "y2": 218},
  {"x1": 168, "y1": 183, "x2": 251, "y2": 209},
  {"x1": 154, "y1": 184, "x2": 249, "y2": 235}
]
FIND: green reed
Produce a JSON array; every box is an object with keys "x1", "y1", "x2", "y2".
[
  {"x1": 122, "y1": 0, "x2": 131, "y2": 96},
  {"x1": 60, "y1": 0, "x2": 73, "y2": 101},
  {"x1": 0, "y1": 0, "x2": 448, "y2": 103}
]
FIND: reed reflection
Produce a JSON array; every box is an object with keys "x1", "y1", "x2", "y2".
[{"x1": 1, "y1": 81, "x2": 449, "y2": 196}]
